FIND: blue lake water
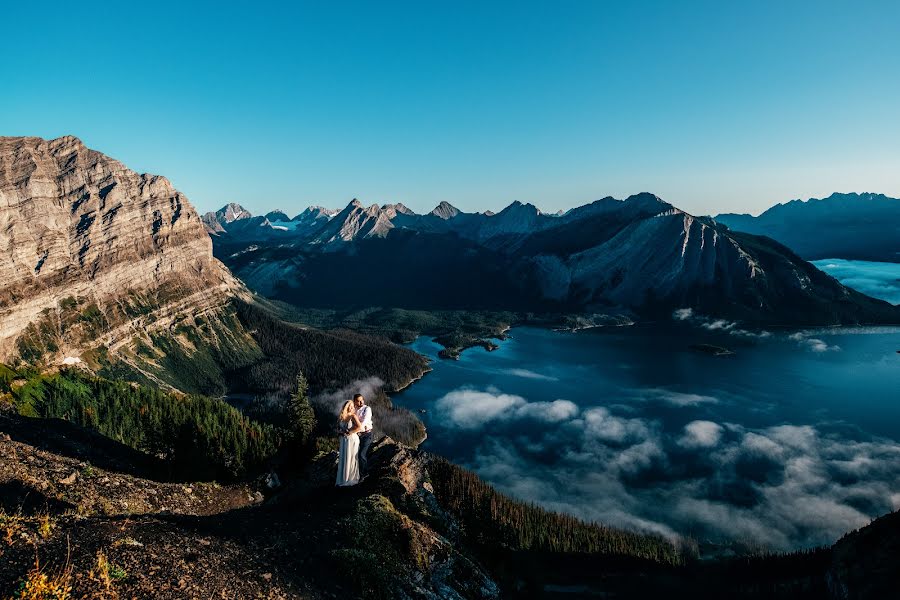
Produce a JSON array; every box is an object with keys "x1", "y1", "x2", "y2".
[
  {"x1": 396, "y1": 323, "x2": 900, "y2": 551},
  {"x1": 812, "y1": 258, "x2": 900, "y2": 305}
]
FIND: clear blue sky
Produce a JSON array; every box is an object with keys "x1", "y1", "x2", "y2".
[{"x1": 4, "y1": 1, "x2": 899, "y2": 217}]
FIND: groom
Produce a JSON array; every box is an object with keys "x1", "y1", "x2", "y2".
[{"x1": 354, "y1": 393, "x2": 374, "y2": 478}]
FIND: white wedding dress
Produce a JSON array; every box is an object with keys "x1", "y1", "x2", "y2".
[{"x1": 336, "y1": 420, "x2": 360, "y2": 486}]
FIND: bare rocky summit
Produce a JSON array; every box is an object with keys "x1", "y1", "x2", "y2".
[{"x1": 0, "y1": 135, "x2": 243, "y2": 367}]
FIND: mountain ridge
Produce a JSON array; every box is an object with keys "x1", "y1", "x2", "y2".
[
  {"x1": 210, "y1": 194, "x2": 900, "y2": 325},
  {"x1": 715, "y1": 192, "x2": 900, "y2": 262}
]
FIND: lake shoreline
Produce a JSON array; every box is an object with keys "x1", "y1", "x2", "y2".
[{"x1": 392, "y1": 322, "x2": 900, "y2": 553}]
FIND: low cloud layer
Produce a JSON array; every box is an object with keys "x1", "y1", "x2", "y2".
[
  {"x1": 813, "y1": 259, "x2": 900, "y2": 305},
  {"x1": 789, "y1": 332, "x2": 841, "y2": 353},
  {"x1": 672, "y1": 308, "x2": 772, "y2": 339},
  {"x1": 313, "y1": 376, "x2": 384, "y2": 415},
  {"x1": 435, "y1": 387, "x2": 577, "y2": 428},
  {"x1": 672, "y1": 308, "x2": 853, "y2": 352},
  {"x1": 433, "y1": 385, "x2": 900, "y2": 550},
  {"x1": 679, "y1": 420, "x2": 723, "y2": 448}
]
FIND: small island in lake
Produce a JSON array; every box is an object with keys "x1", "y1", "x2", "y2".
[{"x1": 437, "y1": 337, "x2": 500, "y2": 360}]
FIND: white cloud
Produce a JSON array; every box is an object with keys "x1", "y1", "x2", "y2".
[
  {"x1": 673, "y1": 308, "x2": 694, "y2": 320},
  {"x1": 679, "y1": 420, "x2": 723, "y2": 448},
  {"x1": 643, "y1": 389, "x2": 719, "y2": 407},
  {"x1": 504, "y1": 368, "x2": 558, "y2": 381},
  {"x1": 517, "y1": 399, "x2": 579, "y2": 422},
  {"x1": 582, "y1": 407, "x2": 650, "y2": 443},
  {"x1": 614, "y1": 439, "x2": 665, "y2": 474},
  {"x1": 789, "y1": 332, "x2": 841, "y2": 352},
  {"x1": 435, "y1": 388, "x2": 526, "y2": 429},
  {"x1": 702, "y1": 319, "x2": 735, "y2": 331},
  {"x1": 731, "y1": 328, "x2": 772, "y2": 339},
  {"x1": 313, "y1": 376, "x2": 384, "y2": 415},
  {"x1": 670, "y1": 308, "x2": 770, "y2": 338},
  {"x1": 803, "y1": 338, "x2": 840, "y2": 352},
  {"x1": 435, "y1": 388, "x2": 581, "y2": 428}
]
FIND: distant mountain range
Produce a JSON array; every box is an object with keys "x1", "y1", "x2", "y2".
[
  {"x1": 715, "y1": 192, "x2": 900, "y2": 262},
  {"x1": 204, "y1": 195, "x2": 900, "y2": 324}
]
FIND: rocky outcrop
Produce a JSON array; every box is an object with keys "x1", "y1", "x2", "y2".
[{"x1": 0, "y1": 135, "x2": 244, "y2": 366}]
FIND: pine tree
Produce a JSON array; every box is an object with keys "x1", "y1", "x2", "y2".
[{"x1": 290, "y1": 372, "x2": 316, "y2": 446}]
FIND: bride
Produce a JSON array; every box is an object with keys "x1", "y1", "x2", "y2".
[{"x1": 335, "y1": 400, "x2": 362, "y2": 487}]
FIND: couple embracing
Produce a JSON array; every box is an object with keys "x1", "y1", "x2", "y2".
[{"x1": 335, "y1": 393, "x2": 374, "y2": 487}]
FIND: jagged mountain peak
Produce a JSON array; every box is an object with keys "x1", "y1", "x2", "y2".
[
  {"x1": 431, "y1": 201, "x2": 461, "y2": 220},
  {"x1": 382, "y1": 202, "x2": 415, "y2": 215},
  {"x1": 624, "y1": 192, "x2": 670, "y2": 207},
  {"x1": 0, "y1": 134, "x2": 86, "y2": 152},
  {"x1": 264, "y1": 210, "x2": 290, "y2": 222},
  {"x1": 500, "y1": 200, "x2": 542, "y2": 215},
  {"x1": 293, "y1": 206, "x2": 337, "y2": 221},
  {"x1": 311, "y1": 199, "x2": 397, "y2": 245},
  {"x1": 217, "y1": 202, "x2": 252, "y2": 223}
]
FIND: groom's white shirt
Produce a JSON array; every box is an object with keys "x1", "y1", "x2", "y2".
[{"x1": 356, "y1": 405, "x2": 373, "y2": 432}]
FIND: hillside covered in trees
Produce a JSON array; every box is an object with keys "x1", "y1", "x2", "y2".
[{"x1": 1, "y1": 366, "x2": 283, "y2": 481}]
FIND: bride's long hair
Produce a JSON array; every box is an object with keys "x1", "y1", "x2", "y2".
[{"x1": 338, "y1": 400, "x2": 355, "y2": 424}]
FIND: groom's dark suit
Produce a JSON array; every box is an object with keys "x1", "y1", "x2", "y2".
[{"x1": 356, "y1": 404, "x2": 374, "y2": 475}]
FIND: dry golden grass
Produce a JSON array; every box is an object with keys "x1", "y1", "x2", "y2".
[
  {"x1": 5, "y1": 556, "x2": 73, "y2": 600},
  {"x1": 0, "y1": 511, "x2": 57, "y2": 547},
  {"x1": 1, "y1": 510, "x2": 26, "y2": 546},
  {"x1": 87, "y1": 549, "x2": 124, "y2": 598}
]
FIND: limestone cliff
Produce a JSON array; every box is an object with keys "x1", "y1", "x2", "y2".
[{"x1": 0, "y1": 135, "x2": 246, "y2": 371}]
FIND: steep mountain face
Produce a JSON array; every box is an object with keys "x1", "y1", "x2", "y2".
[
  {"x1": 431, "y1": 200, "x2": 460, "y2": 219},
  {"x1": 219, "y1": 202, "x2": 251, "y2": 223},
  {"x1": 475, "y1": 200, "x2": 544, "y2": 242},
  {"x1": 292, "y1": 205, "x2": 336, "y2": 227},
  {"x1": 0, "y1": 135, "x2": 245, "y2": 371},
  {"x1": 309, "y1": 199, "x2": 399, "y2": 246},
  {"x1": 213, "y1": 193, "x2": 900, "y2": 325},
  {"x1": 715, "y1": 192, "x2": 900, "y2": 262}
]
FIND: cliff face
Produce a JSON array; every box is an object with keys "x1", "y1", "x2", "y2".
[{"x1": 0, "y1": 135, "x2": 243, "y2": 365}]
